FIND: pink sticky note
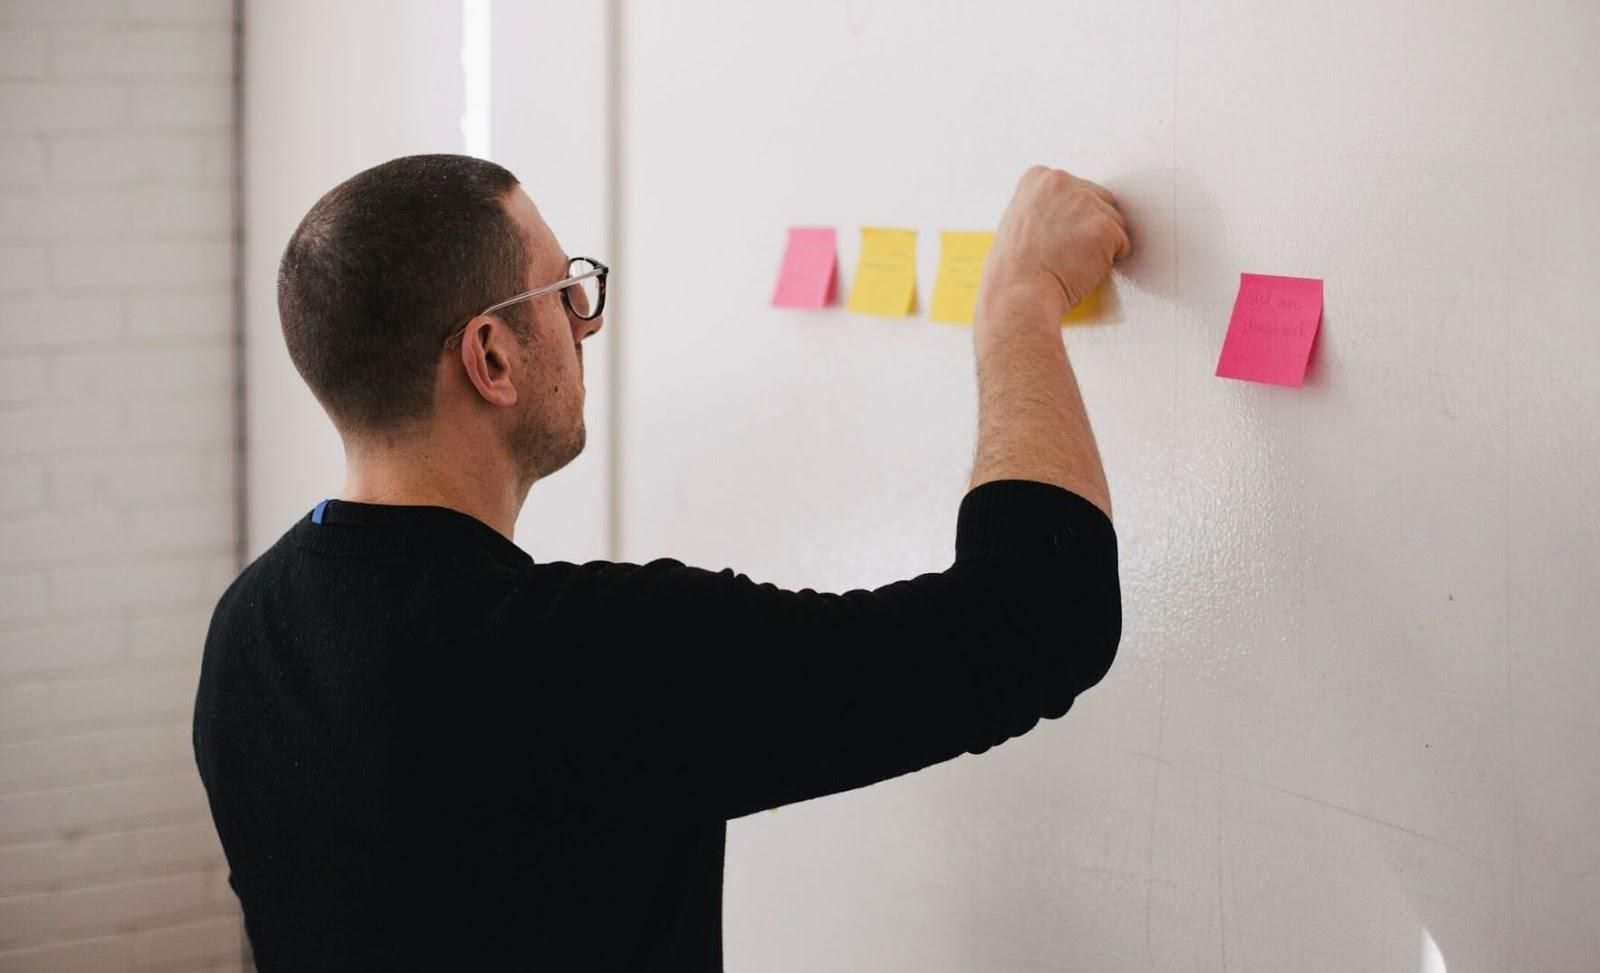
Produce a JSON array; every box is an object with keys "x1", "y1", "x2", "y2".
[
  {"x1": 771, "y1": 227, "x2": 837, "y2": 309},
  {"x1": 1215, "y1": 273, "x2": 1324, "y2": 387}
]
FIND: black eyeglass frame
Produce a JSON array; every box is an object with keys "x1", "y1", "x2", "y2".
[{"x1": 443, "y1": 256, "x2": 608, "y2": 347}]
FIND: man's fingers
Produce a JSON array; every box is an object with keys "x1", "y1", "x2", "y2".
[
  {"x1": 1111, "y1": 221, "x2": 1132, "y2": 261},
  {"x1": 1087, "y1": 196, "x2": 1130, "y2": 260},
  {"x1": 1078, "y1": 177, "x2": 1118, "y2": 208},
  {"x1": 1092, "y1": 195, "x2": 1127, "y2": 232}
]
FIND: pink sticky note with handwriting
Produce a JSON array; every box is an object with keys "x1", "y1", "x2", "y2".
[
  {"x1": 1215, "y1": 273, "x2": 1324, "y2": 387},
  {"x1": 771, "y1": 227, "x2": 837, "y2": 308}
]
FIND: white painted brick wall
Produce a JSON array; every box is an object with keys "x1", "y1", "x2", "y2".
[{"x1": 0, "y1": 0, "x2": 241, "y2": 969}]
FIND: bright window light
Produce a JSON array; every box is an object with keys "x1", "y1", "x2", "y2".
[{"x1": 461, "y1": 0, "x2": 491, "y2": 158}]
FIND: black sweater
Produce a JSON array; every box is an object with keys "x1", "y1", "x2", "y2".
[{"x1": 192, "y1": 479, "x2": 1120, "y2": 970}]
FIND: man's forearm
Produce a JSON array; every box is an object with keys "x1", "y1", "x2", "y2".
[{"x1": 968, "y1": 292, "x2": 1111, "y2": 518}]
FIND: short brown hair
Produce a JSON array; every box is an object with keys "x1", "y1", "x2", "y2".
[{"x1": 278, "y1": 154, "x2": 529, "y2": 432}]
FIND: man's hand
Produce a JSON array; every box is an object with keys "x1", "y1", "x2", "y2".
[{"x1": 980, "y1": 166, "x2": 1130, "y2": 325}]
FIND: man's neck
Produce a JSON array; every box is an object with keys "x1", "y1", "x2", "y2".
[{"x1": 340, "y1": 440, "x2": 525, "y2": 541}]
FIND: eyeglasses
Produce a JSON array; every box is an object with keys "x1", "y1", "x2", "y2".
[{"x1": 444, "y1": 256, "x2": 608, "y2": 348}]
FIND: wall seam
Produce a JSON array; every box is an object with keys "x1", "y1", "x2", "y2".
[
  {"x1": 603, "y1": 0, "x2": 625, "y2": 561},
  {"x1": 231, "y1": 0, "x2": 249, "y2": 571}
]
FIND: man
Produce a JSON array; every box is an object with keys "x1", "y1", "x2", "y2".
[{"x1": 194, "y1": 153, "x2": 1130, "y2": 970}]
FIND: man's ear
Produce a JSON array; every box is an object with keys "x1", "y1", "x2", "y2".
[{"x1": 457, "y1": 315, "x2": 521, "y2": 408}]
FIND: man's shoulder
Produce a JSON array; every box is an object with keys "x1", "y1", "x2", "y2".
[
  {"x1": 202, "y1": 516, "x2": 322, "y2": 648},
  {"x1": 220, "y1": 516, "x2": 306, "y2": 592}
]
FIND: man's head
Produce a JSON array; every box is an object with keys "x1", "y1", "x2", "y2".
[{"x1": 278, "y1": 154, "x2": 601, "y2": 490}]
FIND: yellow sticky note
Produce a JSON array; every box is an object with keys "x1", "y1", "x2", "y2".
[
  {"x1": 846, "y1": 228, "x2": 917, "y2": 317},
  {"x1": 930, "y1": 231, "x2": 994, "y2": 324}
]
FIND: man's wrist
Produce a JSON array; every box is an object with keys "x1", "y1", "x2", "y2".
[{"x1": 977, "y1": 274, "x2": 1069, "y2": 331}]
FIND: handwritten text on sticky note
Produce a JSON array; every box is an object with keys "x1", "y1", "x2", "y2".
[
  {"x1": 930, "y1": 231, "x2": 994, "y2": 324},
  {"x1": 1215, "y1": 273, "x2": 1324, "y2": 387},
  {"x1": 771, "y1": 227, "x2": 837, "y2": 309},
  {"x1": 846, "y1": 228, "x2": 917, "y2": 317}
]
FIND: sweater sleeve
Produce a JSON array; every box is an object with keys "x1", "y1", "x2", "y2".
[{"x1": 562, "y1": 479, "x2": 1120, "y2": 821}]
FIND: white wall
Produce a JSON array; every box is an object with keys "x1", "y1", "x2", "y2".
[
  {"x1": 0, "y1": 0, "x2": 243, "y2": 968},
  {"x1": 243, "y1": 0, "x2": 612, "y2": 561},
  {"x1": 616, "y1": 2, "x2": 1599, "y2": 971}
]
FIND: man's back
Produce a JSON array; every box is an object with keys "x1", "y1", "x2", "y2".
[
  {"x1": 194, "y1": 501, "x2": 730, "y2": 968},
  {"x1": 194, "y1": 484, "x2": 1118, "y2": 970}
]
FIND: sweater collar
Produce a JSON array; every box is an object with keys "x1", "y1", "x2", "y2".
[{"x1": 295, "y1": 498, "x2": 533, "y2": 570}]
